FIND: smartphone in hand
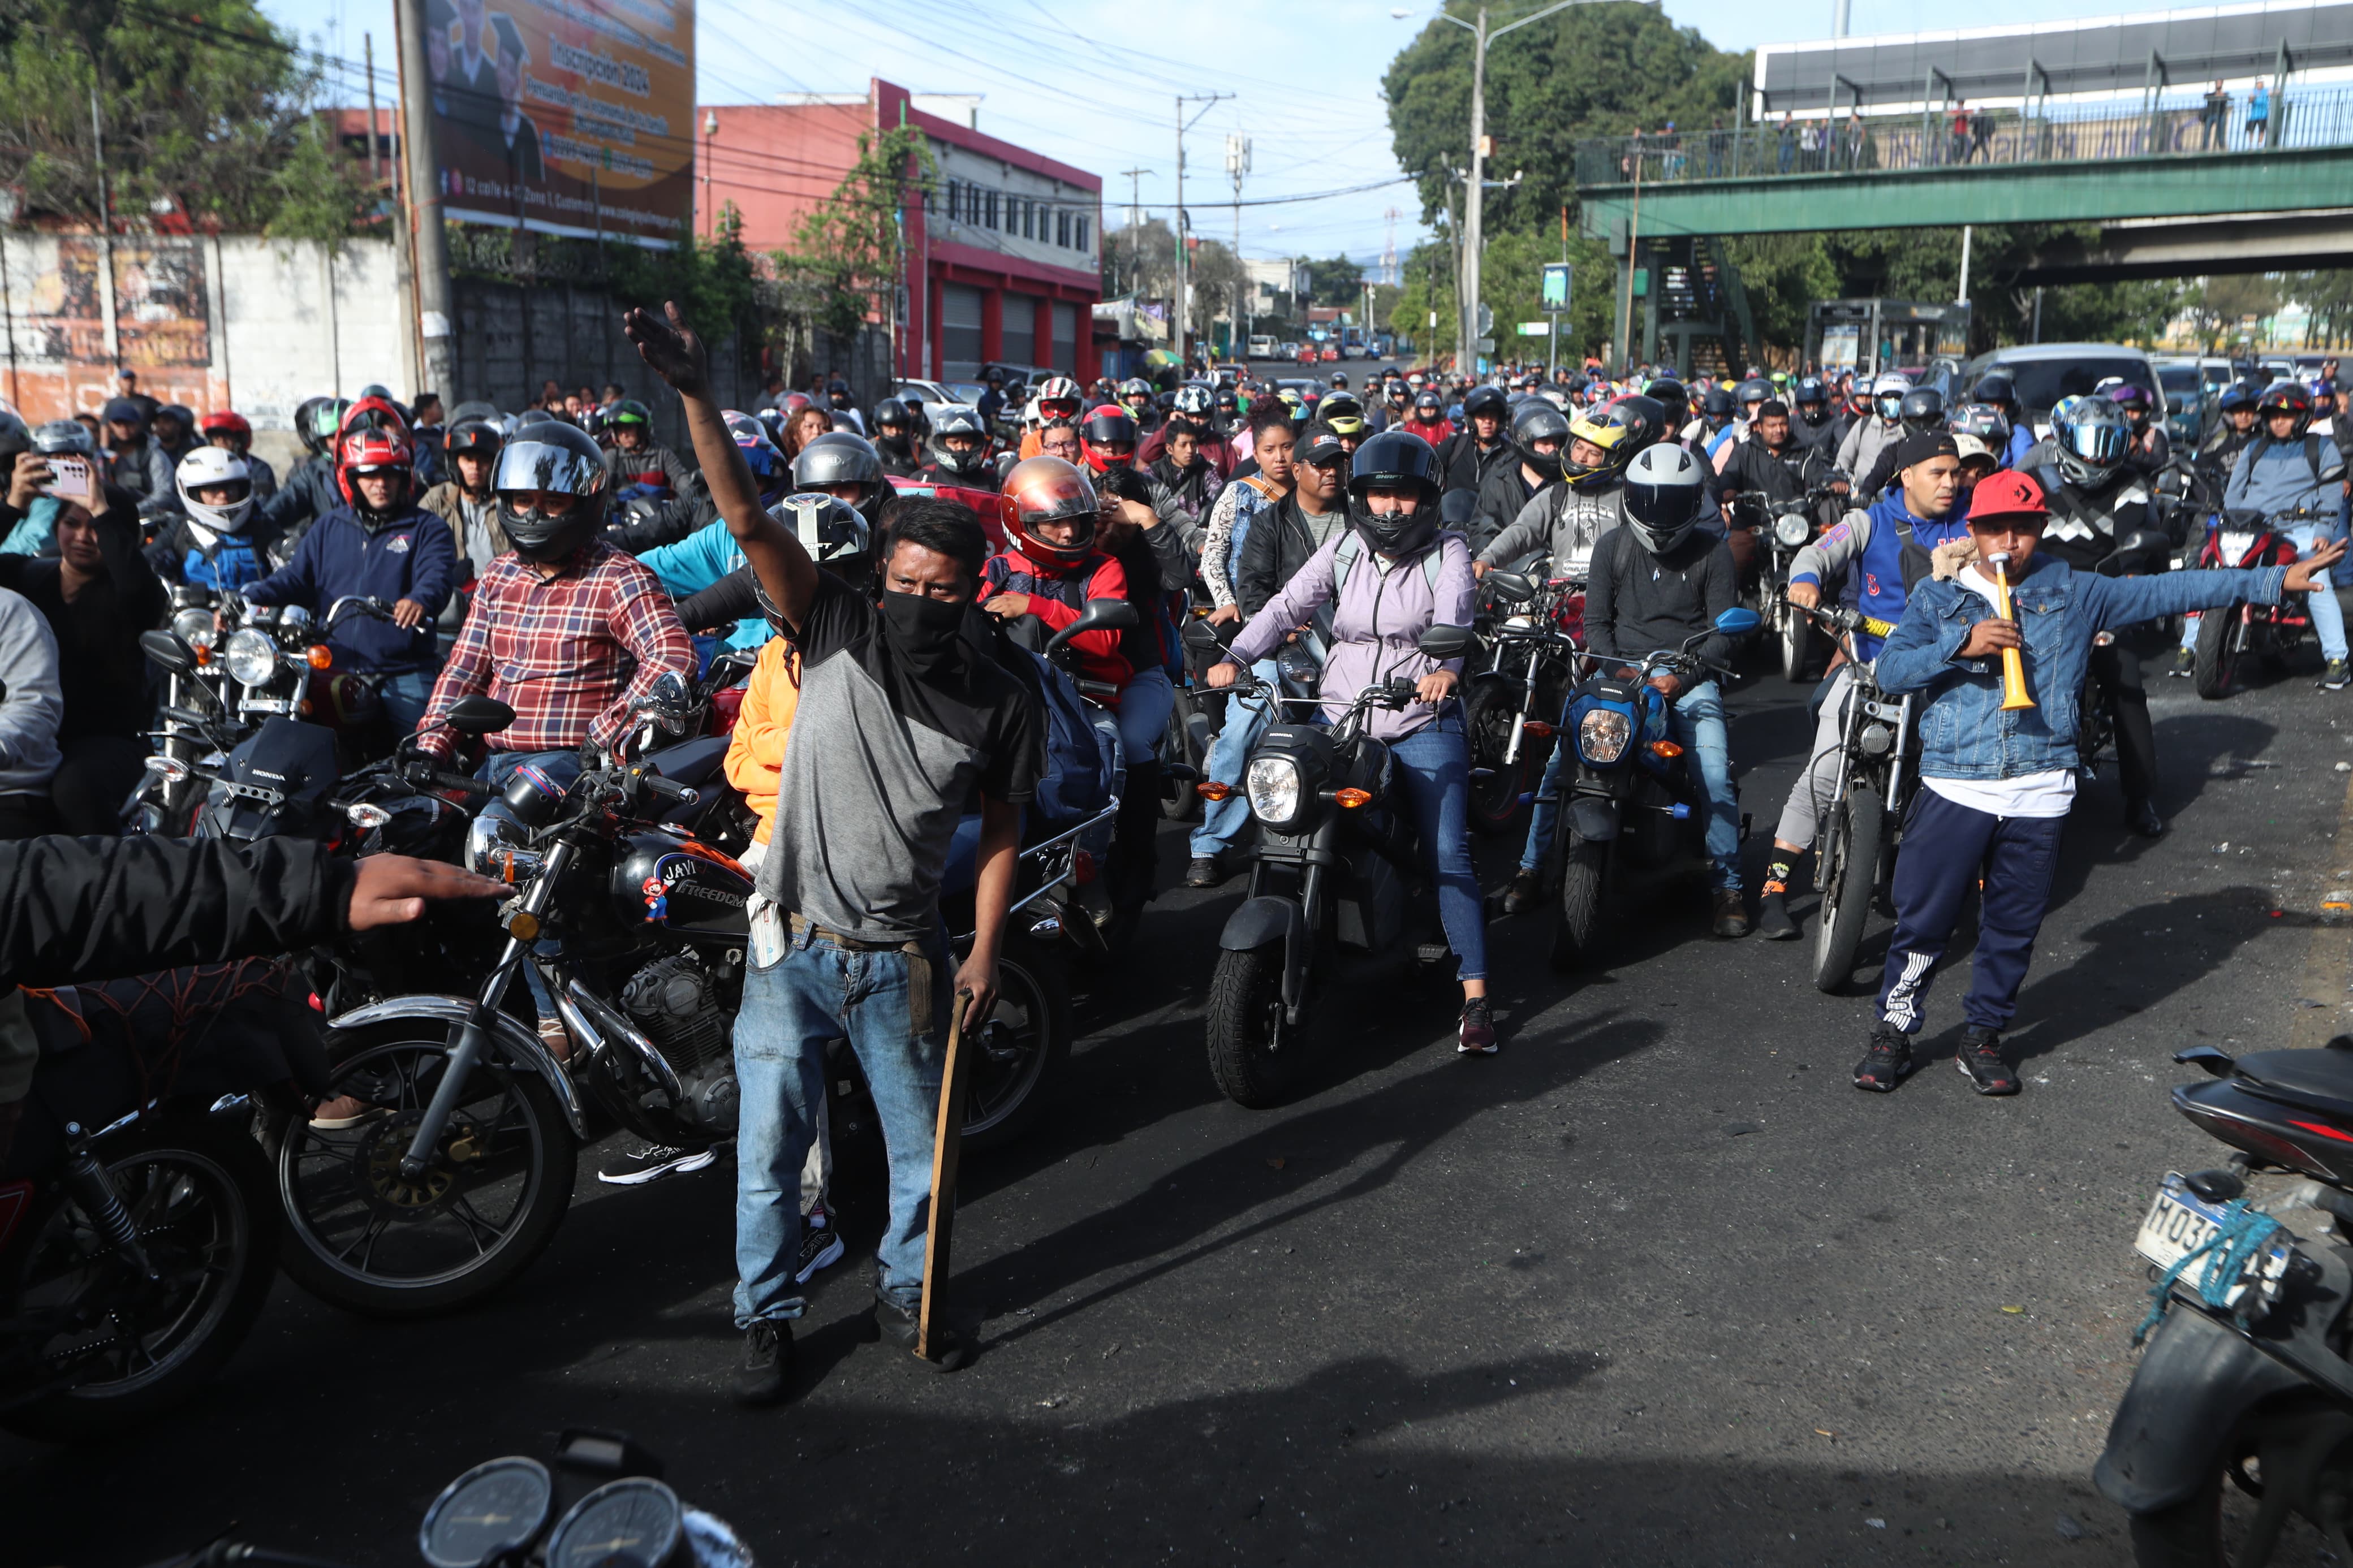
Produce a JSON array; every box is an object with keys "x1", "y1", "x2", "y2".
[{"x1": 38, "y1": 454, "x2": 94, "y2": 506}]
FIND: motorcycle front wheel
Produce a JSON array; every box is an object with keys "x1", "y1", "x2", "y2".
[
  {"x1": 1812, "y1": 786, "x2": 1884, "y2": 994},
  {"x1": 1464, "y1": 681, "x2": 1530, "y2": 836},
  {"x1": 2, "y1": 1107, "x2": 278, "y2": 1442},
  {"x1": 1548, "y1": 833, "x2": 1608, "y2": 971},
  {"x1": 2193, "y1": 606, "x2": 2243, "y2": 700},
  {"x1": 1781, "y1": 610, "x2": 1813, "y2": 684},
  {"x1": 1206, "y1": 943, "x2": 1295, "y2": 1108},
  {"x1": 960, "y1": 930, "x2": 1074, "y2": 1152},
  {"x1": 268, "y1": 1025, "x2": 575, "y2": 1318}
]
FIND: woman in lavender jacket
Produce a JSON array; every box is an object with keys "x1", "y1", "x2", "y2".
[{"x1": 1204, "y1": 430, "x2": 1496, "y2": 1055}]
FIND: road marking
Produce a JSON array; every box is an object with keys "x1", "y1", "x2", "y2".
[{"x1": 2293, "y1": 765, "x2": 2353, "y2": 1049}]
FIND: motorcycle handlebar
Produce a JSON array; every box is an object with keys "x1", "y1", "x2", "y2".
[
  {"x1": 405, "y1": 761, "x2": 499, "y2": 798},
  {"x1": 640, "y1": 771, "x2": 699, "y2": 804}
]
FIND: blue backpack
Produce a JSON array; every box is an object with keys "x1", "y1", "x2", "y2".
[{"x1": 1010, "y1": 645, "x2": 1115, "y2": 824}]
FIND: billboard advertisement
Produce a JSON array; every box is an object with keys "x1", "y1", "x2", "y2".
[{"x1": 425, "y1": 0, "x2": 695, "y2": 245}]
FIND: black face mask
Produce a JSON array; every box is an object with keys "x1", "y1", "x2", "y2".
[{"x1": 878, "y1": 588, "x2": 968, "y2": 677}]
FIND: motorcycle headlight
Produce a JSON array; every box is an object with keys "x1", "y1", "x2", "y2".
[
  {"x1": 171, "y1": 606, "x2": 218, "y2": 651},
  {"x1": 1244, "y1": 754, "x2": 1304, "y2": 828},
  {"x1": 1578, "y1": 709, "x2": 1631, "y2": 765},
  {"x1": 1774, "y1": 513, "x2": 1812, "y2": 549},
  {"x1": 223, "y1": 628, "x2": 281, "y2": 686},
  {"x1": 1860, "y1": 722, "x2": 1894, "y2": 756},
  {"x1": 464, "y1": 813, "x2": 542, "y2": 882}
]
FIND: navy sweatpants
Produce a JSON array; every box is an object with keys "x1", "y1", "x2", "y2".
[{"x1": 1874, "y1": 788, "x2": 2067, "y2": 1036}]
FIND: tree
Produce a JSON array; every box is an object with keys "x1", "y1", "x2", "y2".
[
  {"x1": 1299, "y1": 253, "x2": 1364, "y2": 309},
  {"x1": 773, "y1": 125, "x2": 933, "y2": 341},
  {"x1": 0, "y1": 0, "x2": 365, "y2": 235},
  {"x1": 1104, "y1": 217, "x2": 1176, "y2": 300}
]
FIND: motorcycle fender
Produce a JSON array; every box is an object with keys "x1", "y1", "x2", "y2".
[
  {"x1": 1219, "y1": 895, "x2": 1308, "y2": 1015},
  {"x1": 1570, "y1": 796, "x2": 1620, "y2": 843},
  {"x1": 327, "y1": 996, "x2": 588, "y2": 1140},
  {"x1": 2094, "y1": 1304, "x2": 2311, "y2": 1513}
]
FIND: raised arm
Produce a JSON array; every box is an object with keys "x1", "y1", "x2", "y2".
[{"x1": 624, "y1": 302, "x2": 818, "y2": 629}]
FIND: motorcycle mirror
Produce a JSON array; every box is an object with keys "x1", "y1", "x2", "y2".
[
  {"x1": 1416, "y1": 623, "x2": 1476, "y2": 661},
  {"x1": 1712, "y1": 607, "x2": 1762, "y2": 638},
  {"x1": 632, "y1": 669, "x2": 697, "y2": 723},
  {"x1": 446, "y1": 695, "x2": 518, "y2": 736},
  {"x1": 1484, "y1": 572, "x2": 1536, "y2": 604},
  {"x1": 139, "y1": 628, "x2": 198, "y2": 675},
  {"x1": 1182, "y1": 617, "x2": 1228, "y2": 653},
  {"x1": 1044, "y1": 597, "x2": 1141, "y2": 658}
]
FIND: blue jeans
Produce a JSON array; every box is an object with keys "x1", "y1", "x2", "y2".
[
  {"x1": 1390, "y1": 715, "x2": 1486, "y2": 982},
  {"x1": 477, "y1": 749, "x2": 583, "y2": 1014},
  {"x1": 1519, "y1": 679, "x2": 1740, "y2": 890},
  {"x1": 1189, "y1": 657, "x2": 1281, "y2": 858},
  {"x1": 1110, "y1": 665, "x2": 1174, "y2": 767},
  {"x1": 734, "y1": 922, "x2": 950, "y2": 1325},
  {"x1": 2292, "y1": 522, "x2": 2348, "y2": 662},
  {"x1": 377, "y1": 666, "x2": 440, "y2": 735},
  {"x1": 1876, "y1": 788, "x2": 2064, "y2": 1035}
]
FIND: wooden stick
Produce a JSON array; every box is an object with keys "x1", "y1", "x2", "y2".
[{"x1": 917, "y1": 994, "x2": 972, "y2": 1363}]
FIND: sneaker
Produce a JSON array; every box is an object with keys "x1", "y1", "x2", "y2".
[
  {"x1": 1184, "y1": 854, "x2": 1230, "y2": 889},
  {"x1": 598, "y1": 1142, "x2": 718, "y2": 1187},
  {"x1": 732, "y1": 1319, "x2": 794, "y2": 1407},
  {"x1": 1954, "y1": 1027, "x2": 2020, "y2": 1096},
  {"x1": 2325, "y1": 659, "x2": 2352, "y2": 692},
  {"x1": 794, "y1": 1206, "x2": 846, "y2": 1283},
  {"x1": 1755, "y1": 888, "x2": 1796, "y2": 940},
  {"x1": 1457, "y1": 996, "x2": 1497, "y2": 1055},
  {"x1": 2127, "y1": 800, "x2": 2167, "y2": 839},
  {"x1": 1498, "y1": 867, "x2": 1542, "y2": 917},
  {"x1": 1711, "y1": 887, "x2": 1751, "y2": 938},
  {"x1": 1852, "y1": 1027, "x2": 1914, "y2": 1092},
  {"x1": 2169, "y1": 647, "x2": 2196, "y2": 679},
  {"x1": 870, "y1": 1295, "x2": 970, "y2": 1371}
]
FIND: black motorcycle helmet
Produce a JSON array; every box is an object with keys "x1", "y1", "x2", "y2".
[
  {"x1": 1972, "y1": 372, "x2": 2018, "y2": 414},
  {"x1": 443, "y1": 418, "x2": 504, "y2": 492},
  {"x1": 0, "y1": 409, "x2": 29, "y2": 465},
  {"x1": 873, "y1": 396, "x2": 912, "y2": 437},
  {"x1": 826, "y1": 377, "x2": 854, "y2": 409},
  {"x1": 1512, "y1": 399, "x2": 1572, "y2": 482},
  {"x1": 1461, "y1": 385, "x2": 1509, "y2": 434},
  {"x1": 1701, "y1": 385, "x2": 1736, "y2": 424},
  {"x1": 1645, "y1": 377, "x2": 1690, "y2": 432},
  {"x1": 493, "y1": 422, "x2": 610, "y2": 562},
  {"x1": 1347, "y1": 429, "x2": 1445, "y2": 555},
  {"x1": 2256, "y1": 379, "x2": 2314, "y2": 439},
  {"x1": 1792, "y1": 375, "x2": 1829, "y2": 423},
  {"x1": 1898, "y1": 387, "x2": 1947, "y2": 437},
  {"x1": 792, "y1": 430, "x2": 887, "y2": 522}
]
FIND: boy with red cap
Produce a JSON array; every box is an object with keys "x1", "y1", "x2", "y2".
[{"x1": 1854, "y1": 469, "x2": 2345, "y2": 1096}]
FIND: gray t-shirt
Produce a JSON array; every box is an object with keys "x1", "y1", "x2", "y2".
[{"x1": 759, "y1": 574, "x2": 1040, "y2": 943}]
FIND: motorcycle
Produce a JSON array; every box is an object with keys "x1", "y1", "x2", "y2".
[
  {"x1": 1464, "y1": 565, "x2": 1583, "y2": 836},
  {"x1": 1733, "y1": 483, "x2": 1841, "y2": 683},
  {"x1": 0, "y1": 961, "x2": 322, "y2": 1441},
  {"x1": 2075, "y1": 529, "x2": 2177, "y2": 792},
  {"x1": 2191, "y1": 508, "x2": 2324, "y2": 699},
  {"x1": 145, "y1": 1429, "x2": 754, "y2": 1567},
  {"x1": 2095, "y1": 1035, "x2": 2353, "y2": 1564},
  {"x1": 1544, "y1": 607, "x2": 1761, "y2": 971},
  {"x1": 1201, "y1": 621, "x2": 1475, "y2": 1109},
  {"x1": 127, "y1": 586, "x2": 236, "y2": 832},
  {"x1": 1783, "y1": 600, "x2": 1916, "y2": 994}
]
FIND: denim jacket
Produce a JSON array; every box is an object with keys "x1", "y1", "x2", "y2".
[{"x1": 1876, "y1": 557, "x2": 2290, "y2": 780}]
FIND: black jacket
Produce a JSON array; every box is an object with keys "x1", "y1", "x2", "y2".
[
  {"x1": 0, "y1": 498, "x2": 169, "y2": 740},
  {"x1": 0, "y1": 835, "x2": 355, "y2": 990},
  {"x1": 875, "y1": 434, "x2": 923, "y2": 478},
  {"x1": 1235, "y1": 495, "x2": 1349, "y2": 619},
  {"x1": 1722, "y1": 437, "x2": 1835, "y2": 509},
  {"x1": 1584, "y1": 522, "x2": 1739, "y2": 670},
  {"x1": 255, "y1": 456, "x2": 343, "y2": 541},
  {"x1": 604, "y1": 442, "x2": 700, "y2": 498},
  {"x1": 1436, "y1": 431, "x2": 1512, "y2": 496},
  {"x1": 1471, "y1": 457, "x2": 1554, "y2": 558}
]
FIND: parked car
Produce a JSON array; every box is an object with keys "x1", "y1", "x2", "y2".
[
  {"x1": 1247, "y1": 335, "x2": 1277, "y2": 359},
  {"x1": 2153, "y1": 355, "x2": 2233, "y2": 447},
  {"x1": 895, "y1": 377, "x2": 992, "y2": 427},
  {"x1": 1960, "y1": 342, "x2": 2164, "y2": 437}
]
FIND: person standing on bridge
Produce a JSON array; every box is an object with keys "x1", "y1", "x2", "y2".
[
  {"x1": 2247, "y1": 79, "x2": 2272, "y2": 147},
  {"x1": 2200, "y1": 81, "x2": 2230, "y2": 151}
]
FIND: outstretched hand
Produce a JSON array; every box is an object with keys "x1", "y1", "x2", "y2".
[
  {"x1": 347, "y1": 855, "x2": 508, "y2": 931},
  {"x1": 622, "y1": 301, "x2": 710, "y2": 397},
  {"x1": 2287, "y1": 539, "x2": 2348, "y2": 593}
]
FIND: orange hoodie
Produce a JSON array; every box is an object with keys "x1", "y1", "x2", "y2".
[{"x1": 723, "y1": 637, "x2": 801, "y2": 846}]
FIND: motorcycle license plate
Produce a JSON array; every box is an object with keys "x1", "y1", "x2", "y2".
[
  {"x1": 2132, "y1": 1172, "x2": 2292, "y2": 1312},
  {"x1": 2218, "y1": 531, "x2": 2256, "y2": 564}
]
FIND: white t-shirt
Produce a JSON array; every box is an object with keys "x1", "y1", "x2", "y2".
[{"x1": 1919, "y1": 565, "x2": 2076, "y2": 819}]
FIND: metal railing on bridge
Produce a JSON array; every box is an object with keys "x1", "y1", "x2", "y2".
[{"x1": 1574, "y1": 83, "x2": 2353, "y2": 187}]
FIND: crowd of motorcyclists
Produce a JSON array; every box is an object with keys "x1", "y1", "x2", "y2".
[{"x1": 0, "y1": 304, "x2": 2345, "y2": 1435}]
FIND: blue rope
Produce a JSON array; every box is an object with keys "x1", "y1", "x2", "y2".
[{"x1": 2134, "y1": 1196, "x2": 2283, "y2": 1347}]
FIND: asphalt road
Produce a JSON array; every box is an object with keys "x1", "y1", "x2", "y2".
[{"x1": 14, "y1": 613, "x2": 2353, "y2": 1567}]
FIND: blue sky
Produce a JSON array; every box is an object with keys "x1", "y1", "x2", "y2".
[{"x1": 263, "y1": 0, "x2": 2178, "y2": 266}]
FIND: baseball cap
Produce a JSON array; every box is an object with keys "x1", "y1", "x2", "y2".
[
  {"x1": 1894, "y1": 431, "x2": 1959, "y2": 471},
  {"x1": 1951, "y1": 433, "x2": 1994, "y2": 469},
  {"x1": 1966, "y1": 469, "x2": 2048, "y2": 523},
  {"x1": 1296, "y1": 428, "x2": 1348, "y2": 466}
]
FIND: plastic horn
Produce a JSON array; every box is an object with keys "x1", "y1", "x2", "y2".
[{"x1": 1986, "y1": 551, "x2": 2036, "y2": 711}]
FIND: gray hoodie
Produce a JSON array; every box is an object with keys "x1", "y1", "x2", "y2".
[{"x1": 0, "y1": 586, "x2": 61, "y2": 798}]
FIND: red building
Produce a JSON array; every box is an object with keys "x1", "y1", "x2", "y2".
[{"x1": 696, "y1": 79, "x2": 1102, "y2": 385}]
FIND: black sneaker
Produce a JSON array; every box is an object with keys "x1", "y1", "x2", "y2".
[
  {"x1": 1457, "y1": 996, "x2": 1497, "y2": 1055},
  {"x1": 870, "y1": 1295, "x2": 970, "y2": 1371},
  {"x1": 1184, "y1": 854, "x2": 1229, "y2": 889},
  {"x1": 2169, "y1": 647, "x2": 2195, "y2": 679},
  {"x1": 2126, "y1": 800, "x2": 2166, "y2": 839},
  {"x1": 1755, "y1": 890, "x2": 1797, "y2": 940},
  {"x1": 598, "y1": 1142, "x2": 719, "y2": 1187},
  {"x1": 1711, "y1": 887, "x2": 1751, "y2": 938},
  {"x1": 1498, "y1": 868, "x2": 1542, "y2": 916},
  {"x1": 732, "y1": 1319, "x2": 794, "y2": 1406},
  {"x1": 1955, "y1": 1028, "x2": 2020, "y2": 1096},
  {"x1": 794, "y1": 1204, "x2": 845, "y2": 1283},
  {"x1": 1852, "y1": 1027, "x2": 1914, "y2": 1092}
]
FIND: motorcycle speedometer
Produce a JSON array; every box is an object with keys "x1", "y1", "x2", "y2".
[
  {"x1": 419, "y1": 1455, "x2": 554, "y2": 1568},
  {"x1": 544, "y1": 1476, "x2": 686, "y2": 1568},
  {"x1": 222, "y1": 627, "x2": 281, "y2": 687}
]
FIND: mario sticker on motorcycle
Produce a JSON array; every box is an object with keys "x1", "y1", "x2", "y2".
[{"x1": 641, "y1": 874, "x2": 669, "y2": 923}]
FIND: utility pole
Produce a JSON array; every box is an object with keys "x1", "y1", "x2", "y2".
[
  {"x1": 1226, "y1": 133, "x2": 1249, "y2": 356},
  {"x1": 1173, "y1": 92, "x2": 1231, "y2": 374},
  {"x1": 88, "y1": 70, "x2": 119, "y2": 368},
  {"x1": 703, "y1": 110, "x2": 718, "y2": 239},
  {"x1": 364, "y1": 33, "x2": 383, "y2": 187},
  {"x1": 393, "y1": 0, "x2": 456, "y2": 397},
  {"x1": 1431, "y1": 0, "x2": 1645, "y2": 375},
  {"x1": 1118, "y1": 167, "x2": 1152, "y2": 297}
]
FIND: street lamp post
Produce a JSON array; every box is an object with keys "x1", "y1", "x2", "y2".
[{"x1": 1422, "y1": 0, "x2": 1657, "y2": 375}]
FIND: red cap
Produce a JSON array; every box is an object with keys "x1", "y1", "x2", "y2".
[{"x1": 1967, "y1": 469, "x2": 2046, "y2": 523}]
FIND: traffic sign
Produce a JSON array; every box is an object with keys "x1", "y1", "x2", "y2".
[
  {"x1": 1518, "y1": 322, "x2": 1550, "y2": 336},
  {"x1": 1541, "y1": 264, "x2": 1572, "y2": 311},
  {"x1": 1475, "y1": 336, "x2": 1496, "y2": 353},
  {"x1": 1475, "y1": 302, "x2": 1494, "y2": 335}
]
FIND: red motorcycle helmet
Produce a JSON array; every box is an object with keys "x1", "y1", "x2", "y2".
[
  {"x1": 1079, "y1": 405, "x2": 1139, "y2": 474},
  {"x1": 199, "y1": 409, "x2": 253, "y2": 453},
  {"x1": 339, "y1": 393, "x2": 411, "y2": 443},
  {"x1": 999, "y1": 455, "x2": 1101, "y2": 564},
  {"x1": 335, "y1": 426, "x2": 415, "y2": 511}
]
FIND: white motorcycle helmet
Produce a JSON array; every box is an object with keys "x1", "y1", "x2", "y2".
[
  {"x1": 1871, "y1": 372, "x2": 1912, "y2": 424},
  {"x1": 1622, "y1": 441, "x2": 1707, "y2": 555},
  {"x1": 175, "y1": 445, "x2": 255, "y2": 534}
]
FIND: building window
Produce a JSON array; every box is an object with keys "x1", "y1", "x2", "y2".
[
  {"x1": 1076, "y1": 215, "x2": 1089, "y2": 252},
  {"x1": 945, "y1": 180, "x2": 961, "y2": 223},
  {"x1": 1051, "y1": 300, "x2": 1076, "y2": 373},
  {"x1": 984, "y1": 189, "x2": 998, "y2": 230},
  {"x1": 1002, "y1": 293, "x2": 1037, "y2": 366},
  {"x1": 942, "y1": 284, "x2": 984, "y2": 381},
  {"x1": 1056, "y1": 209, "x2": 1070, "y2": 248}
]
